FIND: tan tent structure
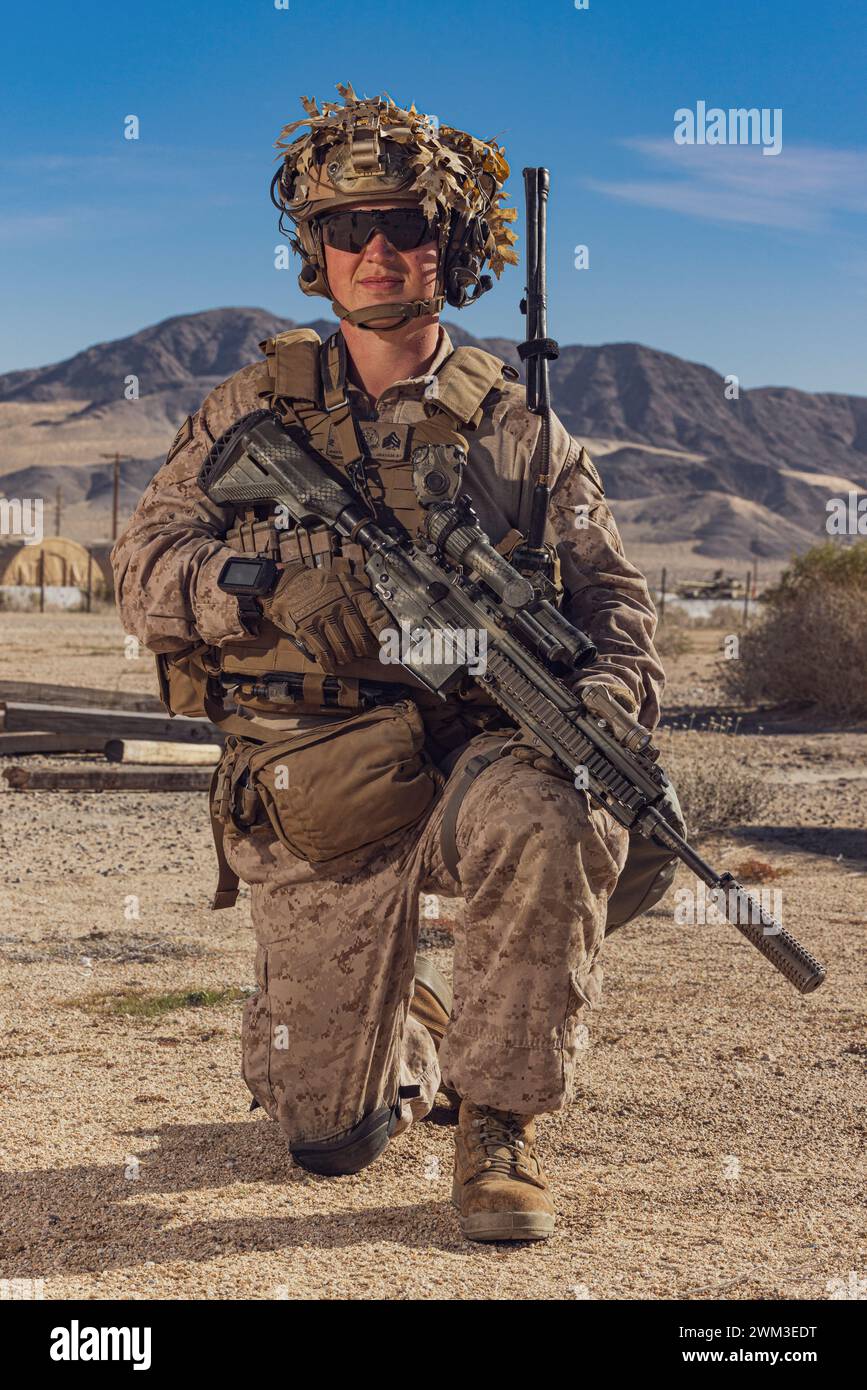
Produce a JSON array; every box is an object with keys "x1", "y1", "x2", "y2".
[
  {"x1": 0, "y1": 536, "x2": 110, "y2": 597},
  {"x1": 87, "y1": 542, "x2": 118, "y2": 601}
]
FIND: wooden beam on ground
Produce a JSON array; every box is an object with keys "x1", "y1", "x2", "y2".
[
  {"x1": 0, "y1": 681, "x2": 164, "y2": 712},
  {"x1": 4, "y1": 765, "x2": 213, "y2": 792},
  {"x1": 0, "y1": 702, "x2": 223, "y2": 744},
  {"x1": 0, "y1": 731, "x2": 109, "y2": 756},
  {"x1": 104, "y1": 739, "x2": 222, "y2": 765}
]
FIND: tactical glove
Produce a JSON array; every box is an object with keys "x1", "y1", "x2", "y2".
[{"x1": 262, "y1": 562, "x2": 392, "y2": 673}]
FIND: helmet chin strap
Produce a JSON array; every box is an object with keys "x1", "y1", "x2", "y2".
[{"x1": 330, "y1": 295, "x2": 446, "y2": 331}]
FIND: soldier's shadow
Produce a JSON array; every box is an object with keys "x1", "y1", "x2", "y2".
[
  {"x1": 731, "y1": 824, "x2": 867, "y2": 865},
  {"x1": 2, "y1": 1118, "x2": 452, "y2": 1278}
]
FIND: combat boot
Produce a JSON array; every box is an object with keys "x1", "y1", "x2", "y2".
[
  {"x1": 410, "y1": 956, "x2": 460, "y2": 1115},
  {"x1": 453, "y1": 1099, "x2": 555, "y2": 1242}
]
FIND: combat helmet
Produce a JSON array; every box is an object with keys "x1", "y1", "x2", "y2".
[{"x1": 270, "y1": 82, "x2": 518, "y2": 330}]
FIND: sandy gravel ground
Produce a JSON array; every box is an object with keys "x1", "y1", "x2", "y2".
[{"x1": 0, "y1": 611, "x2": 864, "y2": 1301}]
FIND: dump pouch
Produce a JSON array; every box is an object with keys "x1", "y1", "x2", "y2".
[{"x1": 221, "y1": 699, "x2": 441, "y2": 864}]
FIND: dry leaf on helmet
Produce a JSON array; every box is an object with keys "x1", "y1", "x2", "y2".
[
  {"x1": 273, "y1": 83, "x2": 519, "y2": 278},
  {"x1": 274, "y1": 118, "x2": 311, "y2": 146}
]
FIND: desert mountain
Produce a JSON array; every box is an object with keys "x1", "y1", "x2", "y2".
[{"x1": 1, "y1": 306, "x2": 864, "y2": 563}]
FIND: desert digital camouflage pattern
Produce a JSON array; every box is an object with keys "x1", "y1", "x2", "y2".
[
  {"x1": 112, "y1": 324, "x2": 663, "y2": 1145},
  {"x1": 223, "y1": 729, "x2": 628, "y2": 1144}
]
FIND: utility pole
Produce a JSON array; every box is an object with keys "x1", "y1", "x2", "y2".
[
  {"x1": 54, "y1": 484, "x2": 62, "y2": 535},
  {"x1": 100, "y1": 452, "x2": 132, "y2": 540}
]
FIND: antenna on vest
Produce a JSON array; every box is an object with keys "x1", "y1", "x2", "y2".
[{"x1": 513, "y1": 167, "x2": 560, "y2": 587}]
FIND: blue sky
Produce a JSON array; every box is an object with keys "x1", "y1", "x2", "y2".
[{"x1": 2, "y1": 0, "x2": 865, "y2": 392}]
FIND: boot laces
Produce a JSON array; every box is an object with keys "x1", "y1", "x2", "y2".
[{"x1": 473, "y1": 1112, "x2": 527, "y2": 1174}]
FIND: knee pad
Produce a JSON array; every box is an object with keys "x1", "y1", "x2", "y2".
[{"x1": 289, "y1": 1085, "x2": 420, "y2": 1177}]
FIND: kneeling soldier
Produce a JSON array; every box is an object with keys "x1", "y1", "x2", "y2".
[{"x1": 112, "y1": 84, "x2": 665, "y2": 1243}]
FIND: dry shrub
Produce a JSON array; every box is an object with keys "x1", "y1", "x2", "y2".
[
  {"x1": 657, "y1": 731, "x2": 773, "y2": 836},
  {"x1": 705, "y1": 601, "x2": 747, "y2": 628},
  {"x1": 722, "y1": 542, "x2": 867, "y2": 718},
  {"x1": 731, "y1": 857, "x2": 786, "y2": 882},
  {"x1": 654, "y1": 601, "x2": 689, "y2": 626},
  {"x1": 655, "y1": 625, "x2": 693, "y2": 658}
]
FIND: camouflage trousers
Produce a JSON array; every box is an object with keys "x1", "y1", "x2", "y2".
[{"x1": 223, "y1": 732, "x2": 629, "y2": 1149}]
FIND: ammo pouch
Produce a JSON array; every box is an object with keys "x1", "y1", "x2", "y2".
[
  {"x1": 155, "y1": 643, "x2": 218, "y2": 719},
  {"x1": 209, "y1": 699, "x2": 442, "y2": 905}
]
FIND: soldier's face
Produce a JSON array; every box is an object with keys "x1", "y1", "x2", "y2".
[{"x1": 322, "y1": 202, "x2": 440, "y2": 326}]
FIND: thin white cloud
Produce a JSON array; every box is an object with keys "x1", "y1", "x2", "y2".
[
  {"x1": 588, "y1": 140, "x2": 867, "y2": 231},
  {"x1": 0, "y1": 211, "x2": 91, "y2": 243},
  {"x1": 0, "y1": 154, "x2": 125, "y2": 172}
]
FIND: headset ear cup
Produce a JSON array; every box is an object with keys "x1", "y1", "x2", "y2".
[
  {"x1": 295, "y1": 220, "x2": 332, "y2": 300},
  {"x1": 443, "y1": 211, "x2": 493, "y2": 309},
  {"x1": 298, "y1": 264, "x2": 331, "y2": 298},
  {"x1": 443, "y1": 211, "x2": 466, "y2": 307}
]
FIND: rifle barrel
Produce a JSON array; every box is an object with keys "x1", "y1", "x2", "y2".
[{"x1": 521, "y1": 167, "x2": 555, "y2": 551}]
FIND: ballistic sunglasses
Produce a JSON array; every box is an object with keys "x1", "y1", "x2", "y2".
[{"x1": 318, "y1": 207, "x2": 441, "y2": 254}]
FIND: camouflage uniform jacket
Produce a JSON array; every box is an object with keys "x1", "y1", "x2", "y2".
[{"x1": 111, "y1": 325, "x2": 664, "y2": 729}]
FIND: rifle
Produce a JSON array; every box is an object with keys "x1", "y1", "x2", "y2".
[
  {"x1": 512, "y1": 166, "x2": 560, "y2": 588},
  {"x1": 199, "y1": 415, "x2": 826, "y2": 995}
]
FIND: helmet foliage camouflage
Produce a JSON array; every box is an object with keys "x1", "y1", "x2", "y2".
[{"x1": 271, "y1": 82, "x2": 518, "y2": 328}]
